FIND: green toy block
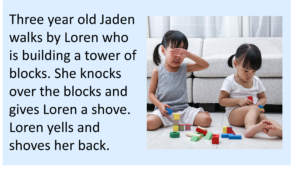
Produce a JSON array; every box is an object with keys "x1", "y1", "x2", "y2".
[
  {"x1": 204, "y1": 132, "x2": 213, "y2": 140},
  {"x1": 190, "y1": 135, "x2": 200, "y2": 142},
  {"x1": 194, "y1": 132, "x2": 204, "y2": 137}
]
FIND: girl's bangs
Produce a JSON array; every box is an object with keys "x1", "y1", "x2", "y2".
[{"x1": 242, "y1": 50, "x2": 262, "y2": 70}]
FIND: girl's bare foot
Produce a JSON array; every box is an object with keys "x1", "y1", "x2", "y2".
[
  {"x1": 265, "y1": 125, "x2": 282, "y2": 138},
  {"x1": 244, "y1": 120, "x2": 272, "y2": 138}
]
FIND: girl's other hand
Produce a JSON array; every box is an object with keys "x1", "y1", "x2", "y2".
[
  {"x1": 170, "y1": 48, "x2": 189, "y2": 59},
  {"x1": 158, "y1": 103, "x2": 171, "y2": 116},
  {"x1": 238, "y1": 98, "x2": 253, "y2": 107}
]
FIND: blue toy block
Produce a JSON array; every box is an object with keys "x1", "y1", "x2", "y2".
[
  {"x1": 229, "y1": 135, "x2": 242, "y2": 139},
  {"x1": 221, "y1": 133, "x2": 234, "y2": 138},
  {"x1": 258, "y1": 105, "x2": 264, "y2": 109},
  {"x1": 166, "y1": 108, "x2": 173, "y2": 115}
]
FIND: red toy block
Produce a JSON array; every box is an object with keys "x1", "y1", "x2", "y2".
[
  {"x1": 213, "y1": 134, "x2": 219, "y2": 138},
  {"x1": 196, "y1": 127, "x2": 207, "y2": 136},
  {"x1": 227, "y1": 127, "x2": 236, "y2": 135},
  {"x1": 212, "y1": 137, "x2": 219, "y2": 144},
  {"x1": 247, "y1": 96, "x2": 253, "y2": 102}
]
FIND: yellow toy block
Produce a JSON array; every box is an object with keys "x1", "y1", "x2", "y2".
[
  {"x1": 173, "y1": 113, "x2": 180, "y2": 120},
  {"x1": 173, "y1": 125, "x2": 179, "y2": 132},
  {"x1": 223, "y1": 126, "x2": 228, "y2": 133}
]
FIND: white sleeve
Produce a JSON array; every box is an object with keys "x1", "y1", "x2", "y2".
[
  {"x1": 257, "y1": 78, "x2": 266, "y2": 94},
  {"x1": 220, "y1": 78, "x2": 232, "y2": 94}
]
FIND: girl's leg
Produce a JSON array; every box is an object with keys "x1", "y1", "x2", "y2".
[
  {"x1": 229, "y1": 105, "x2": 272, "y2": 138},
  {"x1": 193, "y1": 111, "x2": 212, "y2": 127},
  {"x1": 147, "y1": 115, "x2": 163, "y2": 130}
]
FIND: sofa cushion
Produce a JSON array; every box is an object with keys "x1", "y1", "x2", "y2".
[
  {"x1": 202, "y1": 37, "x2": 282, "y2": 57},
  {"x1": 194, "y1": 37, "x2": 282, "y2": 77},
  {"x1": 147, "y1": 38, "x2": 203, "y2": 78},
  {"x1": 193, "y1": 54, "x2": 282, "y2": 77},
  {"x1": 193, "y1": 78, "x2": 282, "y2": 104}
]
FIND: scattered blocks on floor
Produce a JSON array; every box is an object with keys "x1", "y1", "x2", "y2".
[
  {"x1": 221, "y1": 133, "x2": 234, "y2": 138},
  {"x1": 204, "y1": 132, "x2": 213, "y2": 140},
  {"x1": 185, "y1": 124, "x2": 191, "y2": 131},
  {"x1": 196, "y1": 126, "x2": 207, "y2": 136},
  {"x1": 173, "y1": 120, "x2": 179, "y2": 125},
  {"x1": 170, "y1": 132, "x2": 180, "y2": 138},
  {"x1": 179, "y1": 124, "x2": 184, "y2": 131},
  {"x1": 229, "y1": 135, "x2": 242, "y2": 139},
  {"x1": 173, "y1": 125, "x2": 179, "y2": 132},
  {"x1": 191, "y1": 135, "x2": 200, "y2": 142},
  {"x1": 173, "y1": 113, "x2": 180, "y2": 120},
  {"x1": 166, "y1": 108, "x2": 173, "y2": 115}
]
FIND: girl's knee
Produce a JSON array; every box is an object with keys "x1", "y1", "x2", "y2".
[
  {"x1": 249, "y1": 105, "x2": 260, "y2": 114},
  {"x1": 202, "y1": 115, "x2": 212, "y2": 127},
  {"x1": 147, "y1": 116, "x2": 160, "y2": 130},
  {"x1": 195, "y1": 113, "x2": 212, "y2": 127}
]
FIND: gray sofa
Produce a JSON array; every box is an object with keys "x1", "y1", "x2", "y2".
[{"x1": 147, "y1": 37, "x2": 282, "y2": 105}]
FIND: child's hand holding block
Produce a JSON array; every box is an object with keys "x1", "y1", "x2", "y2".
[{"x1": 166, "y1": 108, "x2": 173, "y2": 115}]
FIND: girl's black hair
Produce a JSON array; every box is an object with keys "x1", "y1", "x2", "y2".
[
  {"x1": 228, "y1": 44, "x2": 262, "y2": 70},
  {"x1": 153, "y1": 30, "x2": 188, "y2": 66}
]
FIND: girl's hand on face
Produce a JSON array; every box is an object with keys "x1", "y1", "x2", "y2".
[
  {"x1": 238, "y1": 98, "x2": 253, "y2": 107},
  {"x1": 170, "y1": 48, "x2": 189, "y2": 59},
  {"x1": 158, "y1": 103, "x2": 171, "y2": 116}
]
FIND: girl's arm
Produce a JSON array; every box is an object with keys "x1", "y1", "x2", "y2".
[
  {"x1": 149, "y1": 68, "x2": 170, "y2": 116},
  {"x1": 186, "y1": 52, "x2": 209, "y2": 72},
  {"x1": 256, "y1": 92, "x2": 267, "y2": 106},
  {"x1": 219, "y1": 91, "x2": 253, "y2": 107},
  {"x1": 170, "y1": 48, "x2": 209, "y2": 72}
]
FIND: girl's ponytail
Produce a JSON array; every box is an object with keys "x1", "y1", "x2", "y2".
[
  {"x1": 227, "y1": 54, "x2": 235, "y2": 68},
  {"x1": 153, "y1": 43, "x2": 161, "y2": 66}
]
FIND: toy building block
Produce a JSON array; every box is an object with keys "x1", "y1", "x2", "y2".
[
  {"x1": 186, "y1": 132, "x2": 203, "y2": 139},
  {"x1": 185, "y1": 124, "x2": 191, "y2": 131},
  {"x1": 222, "y1": 126, "x2": 228, "y2": 133},
  {"x1": 173, "y1": 120, "x2": 179, "y2": 125},
  {"x1": 221, "y1": 133, "x2": 234, "y2": 138},
  {"x1": 170, "y1": 132, "x2": 180, "y2": 138},
  {"x1": 197, "y1": 126, "x2": 207, "y2": 131},
  {"x1": 196, "y1": 127, "x2": 207, "y2": 136},
  {"x1": 212, "y1": 135, "x2": 219, "y2": 144},
  {"x1": 173, "y1": 125, "x2": 179, "y2": 132},
  {"x1": 191, "y1": 135, "x2": 200, "y2": 142},
  {"x1": 247, "y1": 96, "x2": 253, "y2": 102},
  {"x1": 258, "y1": 105, "x2": 264, "y2": 110},
  {"x1": 194, "y1": 132, "x2": 204, "y2": 137},
  {"x1": 213, "y1": 134, "x2": 219, "y2": 138},
  {"x1": 227, "y1": 127, "x2": 236, "y2": 135},
  {"x1": 204, "y1": 132, "x2": 213, "y2": 140},
  {"x1": 173, "y1": 113, "x2": 180, "y2": 120},
  {"x1": 229, "y1": 135, "x2": 242, "y2": 139},
  {"x1": 166, "y1": 108, "x2": 173, "y2": 115},
  {"x1": 179, "y1": 124, "x2": 184, "y2": 131}
]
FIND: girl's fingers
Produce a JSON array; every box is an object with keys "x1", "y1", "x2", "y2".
[{"x1": 166, "y1": 105, "x2": 171, "y2": 108}]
